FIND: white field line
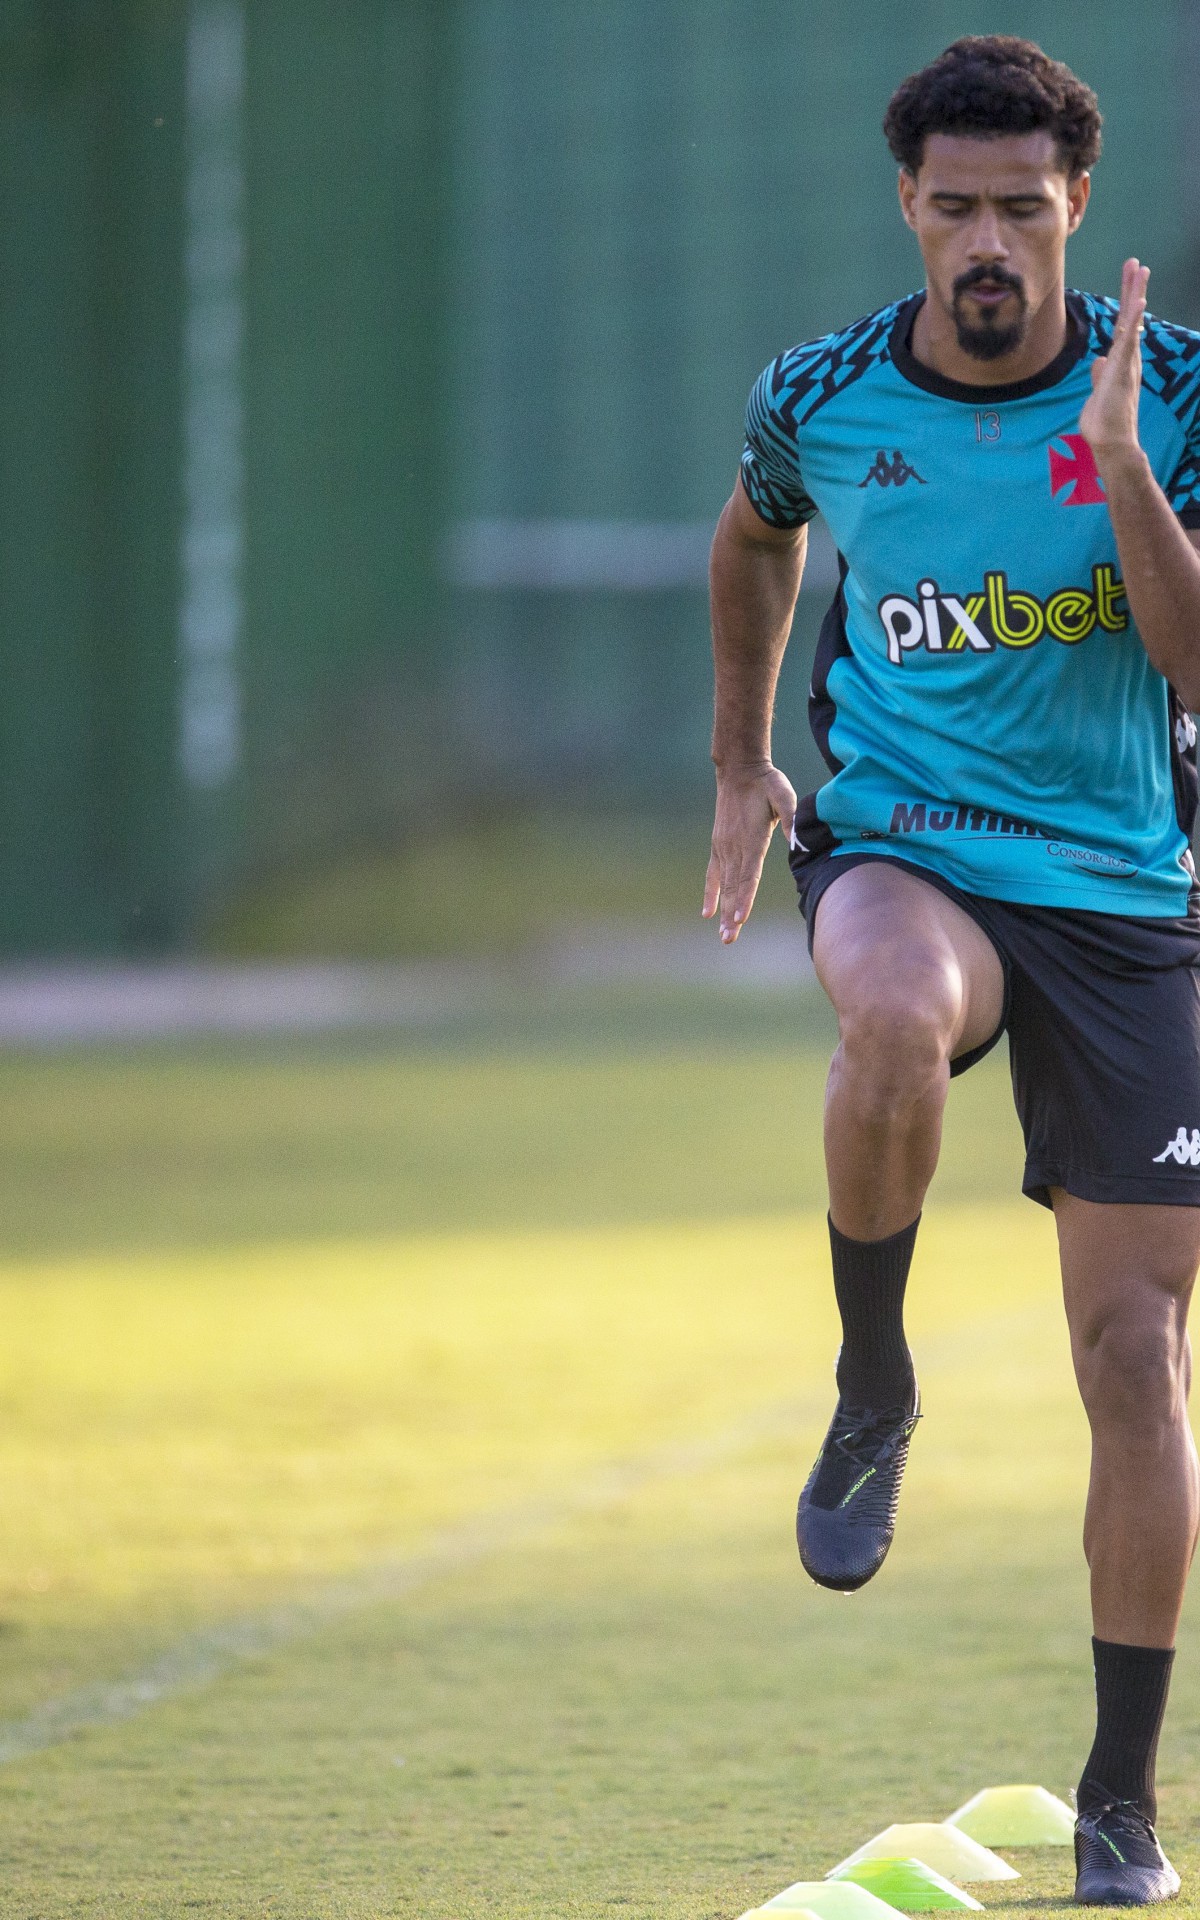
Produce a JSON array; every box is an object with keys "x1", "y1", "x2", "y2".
[{"x1": 0, "y1": 1301, "x2": 1053, "y2": 1766}]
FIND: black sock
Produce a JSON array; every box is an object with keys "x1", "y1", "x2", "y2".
[
  {"x1": 829, "y1": 1213, "x2": 919, "y2": 1412},
  {"x1": 1077, "y1": 1637, "x2": 1175, "y2": 1823}
]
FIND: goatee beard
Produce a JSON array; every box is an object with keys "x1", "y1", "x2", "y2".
[
  {"x1": 951, "y1": 267, "x2": 1028, "y2": 362},
  {"x1": 954, "y1": 313, "x2": 1027, "y2": 361}
]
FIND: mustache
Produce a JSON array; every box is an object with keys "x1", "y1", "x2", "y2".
[{"x1": 953, "y1": 264, "x2": 1026, "y2": 301}]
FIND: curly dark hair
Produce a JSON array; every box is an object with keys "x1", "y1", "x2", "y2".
[{"x1": 883, "y1": 36, "x2": 1102, "y2": 177}]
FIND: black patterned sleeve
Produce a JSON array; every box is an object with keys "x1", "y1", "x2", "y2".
[
  {"x1": 740, "y1": 357, "x2": 817, "y2": 529},
  {"x1": 1148, "y1": 316, "x2": 1200, "y2": 527},
  {"x1": 1167, "y1": 437, "x2": 1200, "y2": 529}
]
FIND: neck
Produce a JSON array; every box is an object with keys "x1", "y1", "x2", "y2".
[{"x1": 910, "y1": 283, "x2": 1070, "y2": 387}]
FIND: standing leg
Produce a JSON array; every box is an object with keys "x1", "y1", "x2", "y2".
[
  {"x1": 796, "y1": 862, "x2": 1005, "y2": 1590},
  {"x1": 1057, "y1": 1194, "x2": 1200, "y2": 1904}
]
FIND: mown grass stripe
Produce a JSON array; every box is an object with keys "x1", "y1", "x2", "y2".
[
  {"x1": 0, "y1": 1392, "x2": 811, "y2": 1765},
  {"x1": 0, "y1": 1297, "x2": 1053, "y2": 1768}
]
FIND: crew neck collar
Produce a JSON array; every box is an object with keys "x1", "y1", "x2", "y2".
[{"x1": 889, "y1": 290, "x2": 1089, "y2": 403}]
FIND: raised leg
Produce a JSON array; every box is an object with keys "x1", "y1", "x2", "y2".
[
  {"x1": 795, "y1": 862, "x2": 1006, "y2": 1592},
  {"x1": 813, "y1": 862, "x2": 1006, "y2": 1239}
]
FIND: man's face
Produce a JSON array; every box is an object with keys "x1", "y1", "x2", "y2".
[{"x1": 898, "y1": 131, "x2": 1090, "y2": 361}]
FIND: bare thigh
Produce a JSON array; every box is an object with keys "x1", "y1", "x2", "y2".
[{"x1": 811, "y1": 861, "x2": 1005, "y2": 1061}]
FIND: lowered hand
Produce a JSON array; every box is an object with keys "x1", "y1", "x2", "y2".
[{"x1": 702, "y1": 764, "x2": 798, "y2": 944}]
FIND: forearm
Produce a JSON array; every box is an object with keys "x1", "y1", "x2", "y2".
[
  {"x1": 1099, "y1": 450, "x2": 1200, "y2": 705},
  {"x1": 710, "y1": 498, "x2": 806, "y2": 770}
]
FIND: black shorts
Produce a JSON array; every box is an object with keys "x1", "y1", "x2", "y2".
[{"x1": 793, "y1": 850, "x2": 1200, "y2": 1210}]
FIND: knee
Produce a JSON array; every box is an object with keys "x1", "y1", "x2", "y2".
[
  {"x1": 1077, "y1": 1311, "x2": 1190, "y2": 1438},
  {"x1": 836, "y1": 980, "x2": 955, "y2": 1109}
]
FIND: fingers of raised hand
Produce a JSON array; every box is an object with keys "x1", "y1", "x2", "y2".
[{"x1": 1115, "y1": 258, "x2": 1149, "y2": 343}]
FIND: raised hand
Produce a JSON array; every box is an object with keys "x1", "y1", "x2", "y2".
[{"x1": 1079, "y1": 257, "x2": 1150, "y2": 465}]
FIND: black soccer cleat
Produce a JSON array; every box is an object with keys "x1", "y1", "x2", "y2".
[
  {"x1": 795, "y1": 1393, "x2": 919, "y2": 1592},
  {"x1": 1074, "y1": 1797, "x2": 1180, "y2": 1906}
]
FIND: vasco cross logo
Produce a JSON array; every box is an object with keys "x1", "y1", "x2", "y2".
[
  {"x1": 1049, "y1": 433, "x2": 1107, "y2": 505},
  {"x1": 859, "y1": 449, "x2": 926, "y2": 490}
]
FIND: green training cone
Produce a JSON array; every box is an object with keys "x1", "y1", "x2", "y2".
[
  {"x1": 828, "y1": 1856, "x2": 984, "y2": 1911},
  {"x1": 946, "y1": 1784, "x2": 1075, "y2": 1847},
  {"x1": 831, "y1": 1823, "x2": 1019, "y2": 1884},
  {"x1": 753, "y1": 1880, "x2": 907, "y2": 1916}
]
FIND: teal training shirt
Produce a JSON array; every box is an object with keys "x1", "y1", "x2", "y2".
[{"x1": 740, "y1": 291, "x2": 1200, "y2": 915}]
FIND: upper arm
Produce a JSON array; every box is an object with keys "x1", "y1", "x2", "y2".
[
  {"x1": 739, "y1": 357, "x2": 818, "y2": 532},
  {"x1": 722, "y1": 474, "x2": 810, "y2": 554}
]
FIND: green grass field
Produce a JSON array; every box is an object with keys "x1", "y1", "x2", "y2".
[{"x1": 2, "y1": 982, "x2": 1199, "y2": 1917}]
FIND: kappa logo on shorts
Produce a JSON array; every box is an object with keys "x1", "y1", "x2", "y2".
[{"x1": 1153, "y1": 1127, "x2": 1200, "y2": 1167}]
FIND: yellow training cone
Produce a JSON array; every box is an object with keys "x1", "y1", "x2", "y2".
[
  {"x1": 947, "y1": 1784, "x2": 1075, "y2": 1846},
  {"x1": 831, "y1": 1824, "x2": 1019, "y2": 1884},
  {"x1": 756, "y1": 1881, "x2": 907, "y2": 1916},
  {"x1": 828, "y1": 1857, "x2": 984, "y2": 1911},
  {"x1": 739, "y1": 1909, "x2": 826, "y2": 1920}
]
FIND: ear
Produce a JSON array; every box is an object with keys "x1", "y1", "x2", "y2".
[
  {"x1": 1066, "y1": 170, "x2": 1090, "y2": 235},
  {"x1": 897, "y1": 167, "x2": 918, "y2": 232}
]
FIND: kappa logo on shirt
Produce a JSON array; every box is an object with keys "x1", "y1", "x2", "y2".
[
  {"x1": 1049, "y1": 433, "x2": 1107, "y2": 506},
  {"x1": 858, "y1": 449, "x2": 926, "y2": 490},
  {"x1": 1153, "y1": 1127, "x2": 1200, "y2": 1167}
]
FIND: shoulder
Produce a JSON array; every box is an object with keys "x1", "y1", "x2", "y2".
[
  {"x1": 748, "y1": 297, "x2": 911, "y2": 439},
  {"x1": 1074, "y1": 289, "x2": 1200, "y2": 430},
  {"x1": 1070, "y1": 288, "x2": 1120, "y2": 353},
  {"x1": 1142, "y1": 309, "x2": 1200, "y2": 432}
]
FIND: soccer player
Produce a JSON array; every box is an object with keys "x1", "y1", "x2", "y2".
[{"x1": 704, "y1": 36, "x2": 1200, "y2": 1907}]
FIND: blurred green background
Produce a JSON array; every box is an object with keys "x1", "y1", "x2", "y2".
[
  {"x1": 1, "y1": 0, "x2": 1194, "y2": 959},
  {"x1": 4, "y1": 16, "x2": 1200, "y2": 1912}
]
